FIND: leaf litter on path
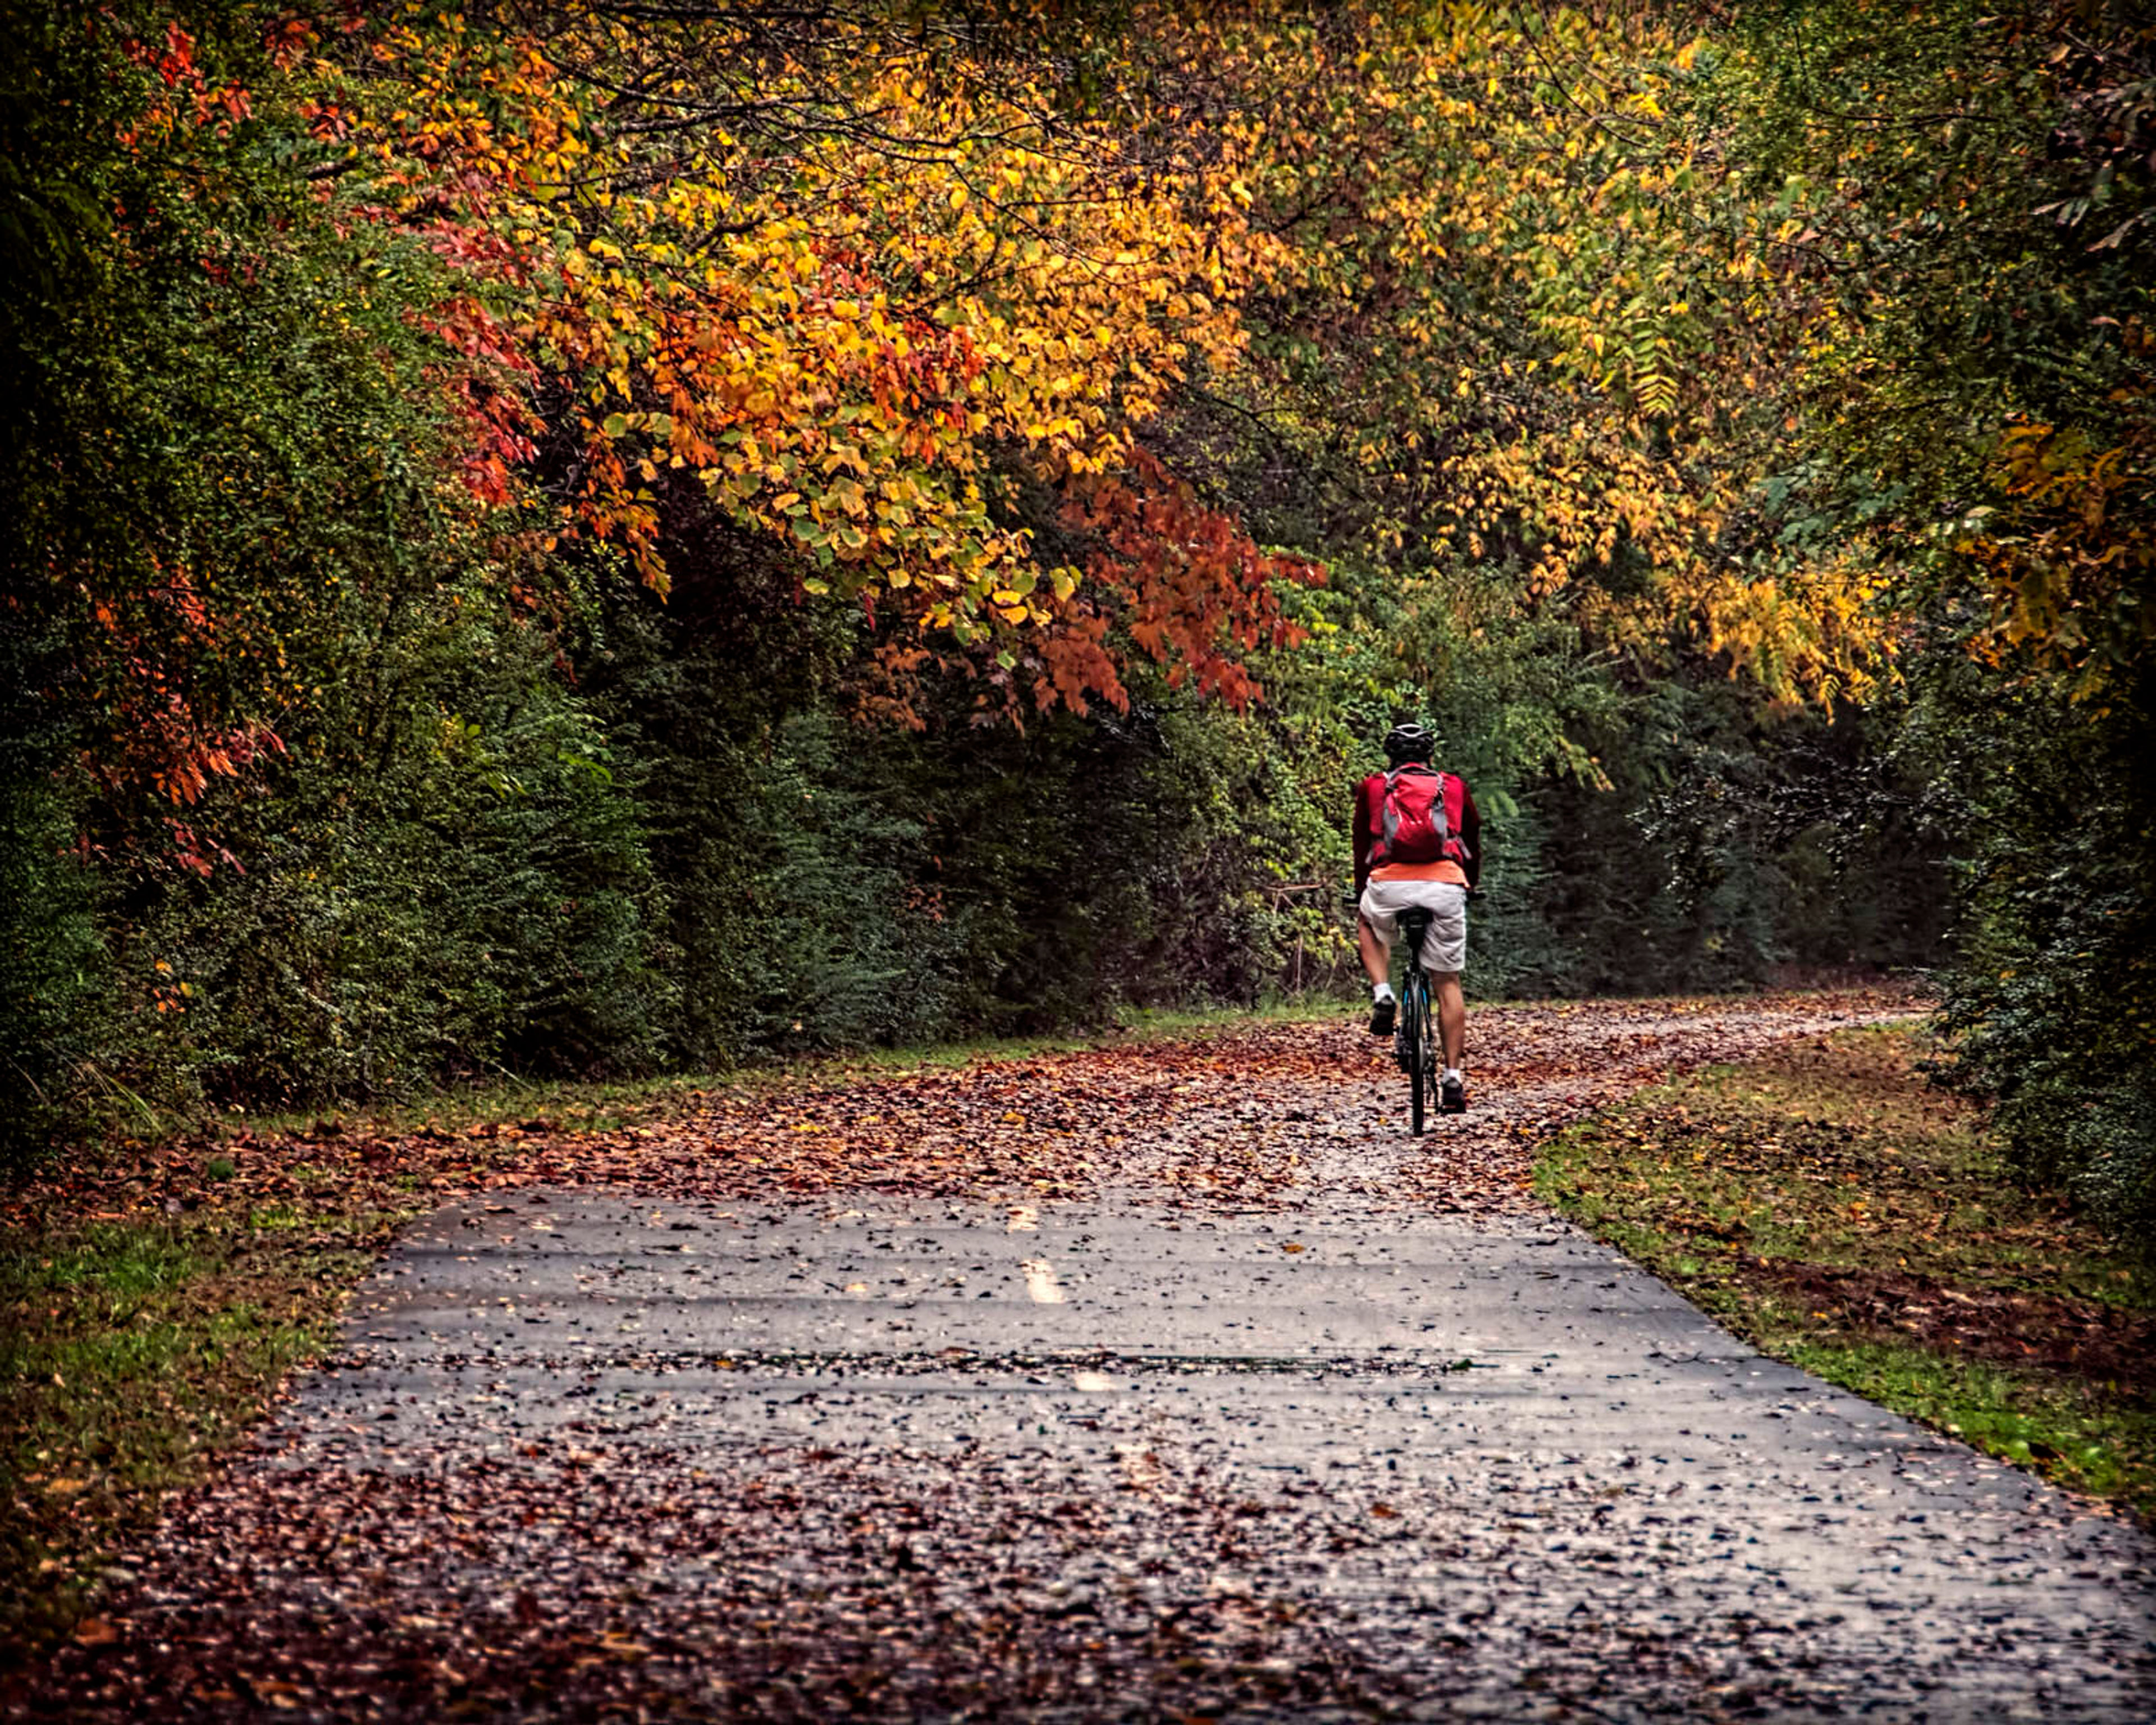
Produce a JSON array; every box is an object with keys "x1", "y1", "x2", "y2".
[
  {"x1": 6, "y1": 989, "x2": 1919, "y2": 1240},
  {"x1": 28, "y1": 988, "x2": 2073, "y2": 1725}
]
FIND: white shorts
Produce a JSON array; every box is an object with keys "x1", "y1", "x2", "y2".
[{"x1": 1360, "y1": 878, "x2": 1467, "y2": 975}]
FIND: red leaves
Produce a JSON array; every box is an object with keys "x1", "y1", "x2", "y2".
[
  {"x1": 129, "y1": 706, "x2": 282, "y2": 816},
  {"x1": 405, "y1": 294, "x2": 542, "y2": 508},
  {"x1": 151, "y1": 20, "x2": 199, "y2": 91},
  {"x1": 113, "y1": 15, "x2": 253, "y2": 140},
  {"x1": 855, "y1": 448, "x2": 1321, "y2": 723},
  {"x1": 1032, "y1": 609, "x2": 1121, "y2": 716},
  {"x1": 192, "y1": 81, "x2": 252, "y2": 130},
  {"x1": 1020, "y1": 449, "x2": 1323, "y2": 718}
]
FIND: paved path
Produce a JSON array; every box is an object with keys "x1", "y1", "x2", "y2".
[{"x1": 29, "y1": 1003, "x2": 2156, "y2": 1720}]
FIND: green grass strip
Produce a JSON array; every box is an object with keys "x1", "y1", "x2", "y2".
[{"x1": 1537, "y1": 1024, "x2": 2154, "y2": 1519}]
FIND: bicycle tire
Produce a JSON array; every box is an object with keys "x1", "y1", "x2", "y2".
[{"x1": 1406, "y1": 973, "x2": 1429, "y2": 1135}]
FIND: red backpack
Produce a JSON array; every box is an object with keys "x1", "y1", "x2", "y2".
[{"x1": 1365, "y1": 765, "x2": 1468, "y2": 868}]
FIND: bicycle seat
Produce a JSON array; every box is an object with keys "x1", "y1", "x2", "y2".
[{"x1": 1397, "y1": 907, "x2": 1435, "y2": 930}]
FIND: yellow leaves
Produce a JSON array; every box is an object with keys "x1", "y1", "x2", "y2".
[
  {"x1": 1692, "y1": 559, "x2": 1896, "y2": 707},
  {"x1": 1957, "y1": 402, "x2": 2154, "y2": 701}
]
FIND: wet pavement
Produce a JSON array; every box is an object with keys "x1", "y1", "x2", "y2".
[{"x1": 26, "y1": 1003, "x2": 2156, "y2": 1721}]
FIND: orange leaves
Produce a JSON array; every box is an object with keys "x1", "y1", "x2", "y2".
[
  {"x1": 138, "y1": 720, "x2": 282, "y2": 814},
  {"x1": 1034, "y1": 609, "x2": 1122, "y2": 717},
  {"x1": 1954, "y1": 385, "x2": 2155, "y2": 705}
]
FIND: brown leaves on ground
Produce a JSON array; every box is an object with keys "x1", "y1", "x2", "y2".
[
  {"x1": 10, "y1": 1443, "x2": 1473, "y2": 1722},
  {"x1": 6, "y1": 987, "x2": 1920, "y2": 1236},
  {"x1": 1748, "y1": 1261, "x2": 2156, "y2": 1389},
  {"x1": 1550, "y1": 1024, "x2": 2145, "y2": 1311},
  {"x1": 3, "y1": 988, "x2": 1926, "y2": 1706},
  {"x1": 1538, "y1": 1019, "x2": 2156, "y2": 1514}
]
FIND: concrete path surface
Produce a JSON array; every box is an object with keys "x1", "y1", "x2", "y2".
[{"x1": 24, "y1": 1003, "x2": 2156, "y2": 1721}]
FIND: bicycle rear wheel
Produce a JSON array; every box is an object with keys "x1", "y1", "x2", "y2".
[{"x1": 1406, "y1": 974, "x2": 1429, "y2": 1135}]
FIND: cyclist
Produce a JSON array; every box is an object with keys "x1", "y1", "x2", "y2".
[{"x1": 1354, "y1": 721, "x2": 1481, "y2": 1113}]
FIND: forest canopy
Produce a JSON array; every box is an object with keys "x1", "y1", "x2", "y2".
[{"x1": 4, "y1": 0, "x2": 2152, "y2": 1234}]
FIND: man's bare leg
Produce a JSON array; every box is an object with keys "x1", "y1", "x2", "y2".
[
  {"x1": 1358, "y1": 915, "x2": 1399, "y2": 1035},
  {"x1": 1432, "y1": 972, "x2": 1465, "y2": 1070},
  {"x1": 1357, "y1": 914, "x2": 1391, "y2": 988}
]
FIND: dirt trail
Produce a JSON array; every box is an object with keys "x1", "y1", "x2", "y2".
[{"x1": 24, "y1": 992, "x2": 2155, "y2": 1722}]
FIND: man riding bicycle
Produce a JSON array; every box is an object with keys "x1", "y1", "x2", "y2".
[{"x1": 1354, "y1": 722, "x2": 1481, "y2": 1114}]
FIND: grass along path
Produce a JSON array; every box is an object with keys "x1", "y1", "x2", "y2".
[
  {"x1": 1537, "y1": 1024, "x2": 2155, "y2": 1518},
  {"x1": 0, "y1": 1210, "x2": 391, "y2": 1658}
]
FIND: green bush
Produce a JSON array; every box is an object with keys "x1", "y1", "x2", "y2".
[
  {"x1": 0, "y1": 769, "x2": 113, "y2": 1160},
  {"x1": 113, "y1": 590, "x2": 670, "y2": 1110},
  {"x1": 1924, "y1": 672, "x2": 2156, "y2": 1246},
  {"x1": 593, "y1": 592, "x2": 1342, "y2": 1058}
]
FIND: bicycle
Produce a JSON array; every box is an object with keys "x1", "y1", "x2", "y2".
[{"x1": 1394, "y1": 907, "x2": 1441, "y2": 1135}]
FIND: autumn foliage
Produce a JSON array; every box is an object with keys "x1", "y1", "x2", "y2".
[
  {"x1": 6, "y1": 0, "x2": 2152, "y2": 1226},
  {"x1": 25, "y1": 0, "x2": 1939, "y2": 813},
  {"x1": 316, "y1": 3, "x2": 1301, "y2": 715}
]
